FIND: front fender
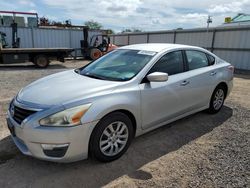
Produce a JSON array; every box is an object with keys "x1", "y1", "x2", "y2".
[{"x1": 81, "y1": 89, "x2": 141, "y2": 130}]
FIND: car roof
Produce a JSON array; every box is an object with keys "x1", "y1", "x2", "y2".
[{"x1": 119, "y1": 43, "x2": 198, "y2": 53}]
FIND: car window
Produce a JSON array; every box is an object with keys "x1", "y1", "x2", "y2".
[
  {"x1": 186, "y1": 50, "x2": 209, "y2": 70},
  {"x1": 148, "y1": 51, "x2": 184, "y2": 76},
  {"x1": 79, "y1": 49, "x2": 156, "y2": 81},
  {"x1": 207, "y1": 54, "x2": 215, "y2": 65}
]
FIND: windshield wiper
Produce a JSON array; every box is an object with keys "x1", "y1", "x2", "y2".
[{"x1": 83, "y1": 73, "x2": 107, "y2": 80}]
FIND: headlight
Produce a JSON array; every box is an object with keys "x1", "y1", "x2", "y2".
[{"x1": 39, "y1": 104, "x2": 91, "y2": 127}]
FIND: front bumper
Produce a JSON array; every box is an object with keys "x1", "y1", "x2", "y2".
[{"x1": 6, "y1": 112, "x2": 98, "y2": 163}]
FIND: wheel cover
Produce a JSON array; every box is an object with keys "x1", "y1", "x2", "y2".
[
  {"x1": 37, "y1": 57, "x2": 47, "y2": 67},
  {"x1": 99, "y1": 121, "x2": 129, "y2": 157},
  {"x1": 213, "y1": 89, "x2": 224, "y2": 110}
]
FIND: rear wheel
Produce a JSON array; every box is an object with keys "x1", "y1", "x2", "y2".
[
  {"x1": 90, "y1": 48, "x2": 102, "y2": 60},
  {"x1": 207, "y1": 86, "x2": 226, "y2": 114},
  {"x1": 33, "y1": 55, "x2": 49, "y2": 68},
  {"x1": 89, "y1": 112, "x2": 134, "y2": 162}
]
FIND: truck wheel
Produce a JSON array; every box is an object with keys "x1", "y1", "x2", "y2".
[
  {"x1": 34, "y1": 55, "x2": 49, "y2": 68},
  {"x1": 90, "y1": 48, "x2": 102, "y2": 60}
]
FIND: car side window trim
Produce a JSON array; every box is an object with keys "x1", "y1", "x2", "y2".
[{"x1": 182, "y1": 50, "x2": 189, "y2": 72}]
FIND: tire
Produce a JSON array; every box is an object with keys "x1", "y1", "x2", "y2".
[
  {"x1": 89, "y1": 112, "x2": 134, "y2": 162},
  {"x1": 207, "y1": 86, "x2": 226, "y2": 114},
  {"x1": 90, "y1": 48, "x2": 102, "y2": 60},
  {"x1": 33, "y1": 55, "x2": 49, "y2": 68}
]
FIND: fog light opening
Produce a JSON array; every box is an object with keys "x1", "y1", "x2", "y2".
[{"x1": 41, "y1": 143, "x2": 69, "y2": 158}]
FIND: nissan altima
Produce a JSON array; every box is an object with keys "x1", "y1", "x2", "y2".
[{"x1": 7, "y1": 43, "x2": 234, "y2": 162}]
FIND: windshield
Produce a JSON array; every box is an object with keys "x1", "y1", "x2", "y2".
[{"x1": 79, "y1": 49, "x2": 156, "y2": 81}]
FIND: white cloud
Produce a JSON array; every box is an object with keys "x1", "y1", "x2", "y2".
[
  {"x1": 208, "y1": 0, "x2": 250, "y2": 13},
  {"x1": 177, "y1": 13, "x2": 208, "y2": 26},
  {"x1": 28, "y1": 9, "x2": 37, "y2": 13},
  {"x1": 3, "y1": 0, "x2": 250, "y2": 31},
  {"x1": 19, "y1": 0, "x2": 36, "y2": 7}
]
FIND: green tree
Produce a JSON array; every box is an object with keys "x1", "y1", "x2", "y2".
[
  {"x1": 84, "y1": 20, "x2": 103, "y2": 29},
  {"x1": 107, "y1": 29, "x2": 115, "y2": 34},
  {"x1": 121, "y1": 28, "x2": 132, "y2": 33},
  {"x1": 121, "y1": 28, "x2": 142, "y2": 33},
  {"x1": 133, "y1": 28, "x2": 142, "y2": 32}
]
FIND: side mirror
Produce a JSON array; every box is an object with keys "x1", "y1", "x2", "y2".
[{"x1": 147, "y1": 72, "x2": 168, "y2": 82}]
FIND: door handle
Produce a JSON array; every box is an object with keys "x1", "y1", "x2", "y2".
[
  {"x1": 180, "y1": 80, "x2": 190, "y2": 86},
  {"x1": 210, "y1": 71, "x2": 217, "y2": 76}
]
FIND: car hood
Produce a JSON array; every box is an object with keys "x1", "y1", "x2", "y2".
[{"x1": 17, "y1": 70, "x2": 122, "y2": 106}]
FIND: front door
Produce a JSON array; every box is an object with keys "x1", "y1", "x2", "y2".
[{"x1": 139, "y1": 50, "x2": 190, "y2": 129}]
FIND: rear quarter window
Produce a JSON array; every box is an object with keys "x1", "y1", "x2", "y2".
[{"x1": 207, "y1": 54, "x2": 216, "y2": 65}]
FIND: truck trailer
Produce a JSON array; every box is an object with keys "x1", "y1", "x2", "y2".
[
  {"x1": 0, "y1": 11, "x2": 73, "y2": 68},
  {"x1": 0, "y1": 46, "x2": 74, "y2": 68}
]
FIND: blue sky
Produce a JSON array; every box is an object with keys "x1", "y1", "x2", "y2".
[{"x1": 1, "y1": 0, "x2": 250, "y2": 32}]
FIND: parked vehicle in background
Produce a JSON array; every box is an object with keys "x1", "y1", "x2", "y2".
[
  {"x1": 0, "y1": 46, "x2": 73, "y2": 68},
  {"x1": 6, "y1": 43, "x2": 234, "y2": 162},
  {"x1": 80, "y1": 27, "x2": 117, "y2": 60},
  {"x1": 0, "y1": 30, "x2": 73, "y2": 68},
  {"x1": 0, "y1": 15, "x2": 74, "y2": 68}
]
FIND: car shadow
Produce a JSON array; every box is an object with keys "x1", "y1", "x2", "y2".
[{"x1": 0, "y1": 106, "x2": 233, "y2": 187}]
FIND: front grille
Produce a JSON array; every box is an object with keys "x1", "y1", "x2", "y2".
[{"x1": 13, "y1": 105, "x2": 37, "y2": 124}]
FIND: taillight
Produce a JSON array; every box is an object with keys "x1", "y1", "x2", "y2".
[{"x1": 228, "y1": 65, "x2": 234, "y2": 73}]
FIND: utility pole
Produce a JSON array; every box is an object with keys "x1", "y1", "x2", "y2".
[{"x1": 207, "y1": 15, "x2": 212, "y2": 32}]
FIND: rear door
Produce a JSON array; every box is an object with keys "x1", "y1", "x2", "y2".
[{"x1": 181, "y1": 50, "x2": 218, "y2": 111}]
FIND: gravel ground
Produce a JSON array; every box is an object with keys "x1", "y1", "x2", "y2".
[{"x1": 0, "y1": 61, "x2": 249, "y2": 188}]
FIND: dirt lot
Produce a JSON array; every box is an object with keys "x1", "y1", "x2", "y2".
[{"x1": 0, "y1": 61, "x2": 249, "y2": 188}]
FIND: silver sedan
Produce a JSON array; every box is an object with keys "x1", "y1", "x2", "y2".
[{"x1": 7, "y1": 43, "x2": 234, "y2": 162}]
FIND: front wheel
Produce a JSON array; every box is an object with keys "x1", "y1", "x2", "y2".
[
  {"x1": 90, "y1": 48, "x2": 102, "y2": 60},
  {"x1": 89, "y1": 112, "x2": 134, "y2": 162},
  {"x1": 207, "y1": 86, "x2": 226, "y2": 114}
]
